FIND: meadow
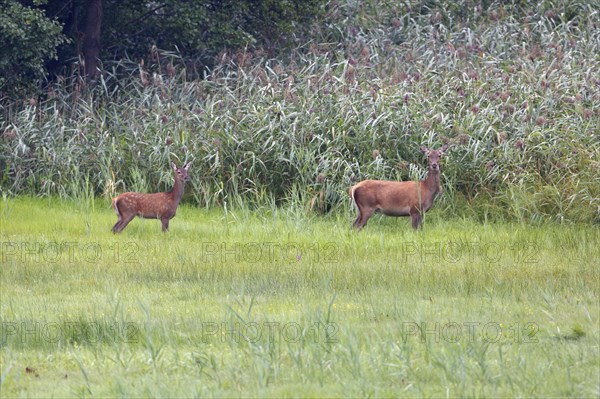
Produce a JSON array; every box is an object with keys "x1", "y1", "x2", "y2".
[{"x1": 1, "y1": 196, "x2": 598, "y2": 397}]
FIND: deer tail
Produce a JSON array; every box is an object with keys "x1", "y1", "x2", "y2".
[
  {"x1": 350, "y1": 185, "x2": 360, "y2": 202},
  {"x1": 349, "y1": 185, "x2": 360, "y2": 212},
  {"x1": 112, "y1": 197, "x2": 121, "y2": 218}
]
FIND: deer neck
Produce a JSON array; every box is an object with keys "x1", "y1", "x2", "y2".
[
  {"x1": 168, "y1": 178, "x2": 186, "y2": 203},
  {"x1": 422, "y1": 169, "x2": 441, "y2": 198}
]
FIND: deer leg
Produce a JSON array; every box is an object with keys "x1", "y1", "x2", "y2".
[
  {"x1": 161, "y1": 218, "x2": 169, "y2": 232},
  {"x1": 351, "y1": 188, "x2": 365, "y2": 229},
  {"x1": 111, "y1": 219, "x2": 122, "y2": 233},
  {"x1": 410, "y1": 209, "x2": 422, "y2": 229},
  {"x1": 352, "y1": 207, "x2": 362, "y2": 229},
  {"x1": 356, "y1": 208, "x2": 375, "y2": 230},
  {"x1": 111, "y1": 199, "x2": 122, "y2": 233},
  {"x1": 114, "y1": 214, "x2": 135, "y2": 233}
]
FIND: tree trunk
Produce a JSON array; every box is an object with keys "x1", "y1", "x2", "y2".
[{"x1": 83, "y1": 0, "x2": 103, "y2": 80}]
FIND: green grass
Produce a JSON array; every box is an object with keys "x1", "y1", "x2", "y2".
[{"x1": 1, "y1": 197, "x2": 598, "y2": 397}]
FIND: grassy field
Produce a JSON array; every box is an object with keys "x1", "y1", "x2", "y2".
[{"x1": 0, "y1": 196, "x2": 598, "y2": 397}]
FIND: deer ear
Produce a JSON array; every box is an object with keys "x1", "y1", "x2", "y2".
[
  {"x1": 184, "y1": 162, "x2": 191, "y2": 171},
  {"x1": 171, "y1": 162, "x2": 177, "y2": 171},
  {"x1": 420, "y1": 145, "x2": 429, "y2": 154},
  {"x1": 440, "y1": 143, "x2": 449, "y2": 154}
]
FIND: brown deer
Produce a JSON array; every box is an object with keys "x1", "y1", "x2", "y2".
[
  {"x1": 350, "y1": 144, "x2": 448, "y2": 230},
  {"x1": 111, "y1": 162, "x2": 191, "y2": 233}
]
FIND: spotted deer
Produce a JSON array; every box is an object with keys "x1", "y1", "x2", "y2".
[
  {"x1": 350, "y1": 144, "x2": 448, "y2": 230},
  {"x1": 111, "y1": 162, "x2": 191, "y2": 233}
]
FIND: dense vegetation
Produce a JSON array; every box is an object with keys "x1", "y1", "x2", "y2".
[
  {"x1": 1, "y1": 0, "x2": 599, "y2": 223},
  {"x1": 0, "y1": 0, "x2": 325, "y2": 92}
]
